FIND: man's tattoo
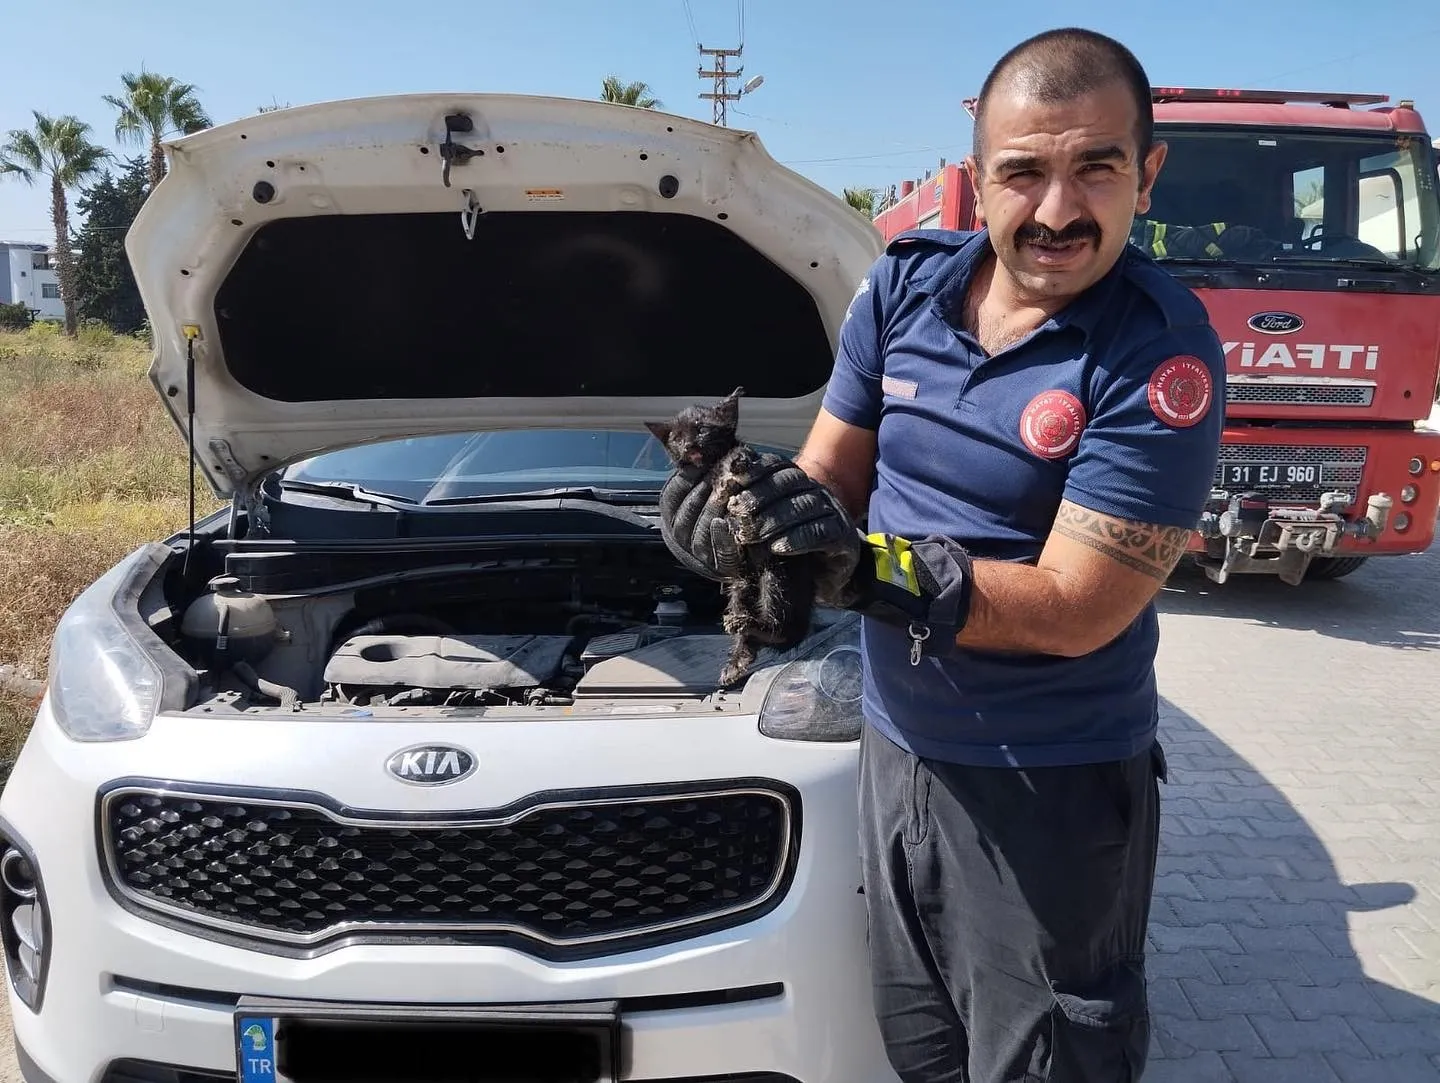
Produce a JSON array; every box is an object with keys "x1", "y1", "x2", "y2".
[{"x1": 1052, "y1": 501, "x2": 1194, "y2": 580}]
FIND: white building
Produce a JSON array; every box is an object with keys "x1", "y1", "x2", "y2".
[{"x1": 0, "y1": 240, "x2": 64, "y2": 321}]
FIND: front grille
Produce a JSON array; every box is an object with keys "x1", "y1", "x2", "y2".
[
  {"x1": 1226, "y1": 382, "x2": 1374, "y2": 407},
  {"x1": 99, "y1": 783, "x2": 796, "y2": 956},
  {"x1": 1215, "y1": 443, "x2": 1367, "y2": 503}
]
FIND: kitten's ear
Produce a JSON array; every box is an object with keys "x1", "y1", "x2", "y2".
[
  {"x1": 728, "y1": 386, "x2": 746, "y2": 400},
  {"x1": 715, "y1": 393, "x2": 740, "y2": 428},
  {"x1": 643, "y1": 421, "x2": 672, "y2": 444}
]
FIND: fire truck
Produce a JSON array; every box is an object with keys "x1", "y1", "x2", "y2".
[{"x1": 871, "y1": 88, "x2": 1440, "y2": 585}]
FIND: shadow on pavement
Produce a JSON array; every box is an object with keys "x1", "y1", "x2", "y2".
[
  {"x1": 1155, "y1": 545, "x2": 1440, "y2": 652},
  {"x1": 1147, "y1": 693, "x2": 1440, "y2": 1081}
]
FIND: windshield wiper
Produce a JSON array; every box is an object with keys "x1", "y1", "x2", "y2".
[
  {"x1": 1270, "y1": 255, "x2": 1423, "y2": 271},
  {"x1": 422, "y1": 486, "x2": 661, "y2": 507},
  {"x1": 278, "y1": 479, "x2": 419, "y2": 505}
]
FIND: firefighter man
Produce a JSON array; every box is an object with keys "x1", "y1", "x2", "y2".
[{"x1": 658, "y1": 26, "x2": 1225, "y2": 1083}]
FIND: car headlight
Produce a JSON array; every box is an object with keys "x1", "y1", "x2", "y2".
[
  {"x1": 46, "y1": 548, "x2": 164, "y2": 742},
  {"x1": 756, "y1": 614, "x2": 864, "y2": 742}
]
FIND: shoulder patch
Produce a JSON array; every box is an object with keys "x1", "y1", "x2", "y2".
[{"x1": 1147, "y1": 355, "x2": 1214, "y2": 428}]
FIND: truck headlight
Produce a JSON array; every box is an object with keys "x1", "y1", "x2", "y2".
[
  {"x1": 756, "y1": 615, "x2": 864, "y2": 743},
  {"x1": 46, "y1": 548, "x2": 163, "y2": 742}
]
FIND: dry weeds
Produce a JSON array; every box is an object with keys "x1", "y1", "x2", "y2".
[{"x1": 0, "y1": 324, "x2": 216, "y2": 771}]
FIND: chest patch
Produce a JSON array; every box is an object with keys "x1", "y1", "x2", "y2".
[
  {"x1": 881, "y1": 374, "x2": 918, "y2": 399},
  {"x1": 1019, "y1": 390, "x2": 1087, "y2": 459},
  {"x1": 1147, "y1": 355, "x2": 1213, "y2": 428}
]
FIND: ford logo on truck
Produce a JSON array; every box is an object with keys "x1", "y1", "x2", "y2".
[
  {"x1": 1247, "y1": 311, "x2": 1305, "y2": 335},
  {"x1": 385, "y1": 744, "x2": 477, "y2": 785}
]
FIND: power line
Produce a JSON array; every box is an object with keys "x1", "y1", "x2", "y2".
[
  {"x1": 783, "y1": 144, "x2": 957, "y2": 164},
  {"x1": 679, "y1": 0, "x2": 699, "y2": 46}
]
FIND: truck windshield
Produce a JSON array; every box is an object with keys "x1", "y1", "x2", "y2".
[{"x1": 1134, "y1": 127, "x2": 1440, "y2": 272}]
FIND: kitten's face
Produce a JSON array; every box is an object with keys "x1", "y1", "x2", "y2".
[{"x1": 646, "y1": 393, "x2": 741, "y2": 471}]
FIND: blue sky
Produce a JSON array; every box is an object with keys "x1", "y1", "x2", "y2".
[{"x1": 3, "y1": 0, "x2": 1439, "y2": 240}]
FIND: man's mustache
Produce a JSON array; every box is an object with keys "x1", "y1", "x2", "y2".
[{"x1": 1015, "y1": 221, "x2": 1101, "y2": 246}]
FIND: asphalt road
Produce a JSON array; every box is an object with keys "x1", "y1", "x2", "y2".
[{"x1": 0, "y1": 537, "x2": 1437, "y2": 1082}]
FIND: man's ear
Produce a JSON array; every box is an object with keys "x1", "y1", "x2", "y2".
[
  {"x1": 963, "y1": 154, "x2": 985, "y2": 223},
  {"x1": 644, "y1": 421, "x2": 672, "y2": 444},
  {"x1": 1135, "y1": 140, "x2": 1169, "y2": 216}
]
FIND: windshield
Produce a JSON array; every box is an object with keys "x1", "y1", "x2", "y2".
[
  {"x1": 279, "y1": 428, "x2": 795, "y2": 505},
  {"x1": 1132, "y1": 127, "x2": 1440, "y2": 271}
]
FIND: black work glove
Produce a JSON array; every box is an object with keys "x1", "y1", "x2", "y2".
[
  {"x1": 657, "y1": 452, "x2": 865, "y2": 585},
  {"x1": 819, "y1": 532, "x2": 976, "y2": 665}
]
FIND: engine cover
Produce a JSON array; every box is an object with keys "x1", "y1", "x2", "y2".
[
  {"x1": 324, "y1": 634, "x2": 574, "y2": 691},
  {"x1": 574, "y1": 634, "x2": 735, "y2": 697}
]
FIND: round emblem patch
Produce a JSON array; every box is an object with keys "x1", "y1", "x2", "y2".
[
  {"x1": 1019, "y1": 390, "x2": 1087, "y2": 459},
  {"x1": 1147, "y1": 355, "x2": 1213, "y2": 428}
]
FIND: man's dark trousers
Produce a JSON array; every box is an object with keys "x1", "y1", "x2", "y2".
[{"x1": 857, "y1": 722, "x2": 1166, "y2": 1082}]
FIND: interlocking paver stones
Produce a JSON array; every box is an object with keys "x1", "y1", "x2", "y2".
[{"x1": 1144, "y1": 541, "x2": 1440, "y2": 1082}]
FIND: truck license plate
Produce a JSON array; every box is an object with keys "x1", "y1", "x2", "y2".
[
  {"x1": 1220, "y1": 462, "x2": 1320, "y2": 488},
  {"x1": 235, "y1": 997, "x2": 619, "y2": 1083}
]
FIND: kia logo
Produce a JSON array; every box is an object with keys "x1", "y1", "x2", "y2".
[
  {"x1": 1246, "y1": 311, "x2": 1305, "y2": 335},
  {"x1": 385, "y1": 744, "x2": 476, "y2": 786}
]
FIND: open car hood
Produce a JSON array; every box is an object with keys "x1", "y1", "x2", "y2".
[{"x1": 126, "y1": 93, "x2": 884, "y2": 498}]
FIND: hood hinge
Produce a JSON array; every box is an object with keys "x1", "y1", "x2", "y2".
[{"x1": 209, "y1": 439, "x2": 270, "y2": 538}]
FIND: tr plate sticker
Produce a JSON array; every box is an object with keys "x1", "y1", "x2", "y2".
[
  {"x1": 1019, "y1": 390, "x2": 1086, "y2": 459},
  {"x1": 239, "y1": 1017, "x2": 276, "y2": 1083},
  {"x1": 1147, "y1": 355, "x2": 1213, "y2": 428}
]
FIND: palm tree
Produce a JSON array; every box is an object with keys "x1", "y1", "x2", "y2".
[
  {"x1": 599, "y1": 76, "x2": 662, "y2": 110},
  {"x1": 0, "y1": 112, "x2": 109, "y2": 335},
  {"x1": 843, "y1": 186, "x2": 879, "y2": 219},
  {"x1": 103, "y1": 69, "x2": 213, "y2": 191}
]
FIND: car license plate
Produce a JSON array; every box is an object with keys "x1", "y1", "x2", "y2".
[
  {"x1": 1220, "y1": 461, "x2": 1321, "y2": 488},
  {"x1": 235, "y1": 997, "x2": 620, "y2": 1083}
]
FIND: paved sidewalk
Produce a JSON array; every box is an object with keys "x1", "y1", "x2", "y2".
[{"x1": 1147, "y1": 542, "x2": 1440, "y2": 1082}]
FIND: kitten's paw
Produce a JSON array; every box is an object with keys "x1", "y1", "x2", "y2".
[
  {"x1": 722, "y1": 611, "x2": 748, "y2": 635},
  {"x1": 726, "y1": 498, "x2": 761, "y2": 544}
]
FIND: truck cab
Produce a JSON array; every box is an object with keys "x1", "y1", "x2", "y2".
[{"x1": 1141, "y1": 88, "x2": 1440, "y2": 584}]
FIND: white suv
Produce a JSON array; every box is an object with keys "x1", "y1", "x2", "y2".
[{"x1": 0, "y1": 94, "x2": 897, "y2": 1083}]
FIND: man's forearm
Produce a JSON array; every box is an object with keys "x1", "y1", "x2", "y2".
[
  {"x1": 953, "y1": 561, "x2": 1095, "y2": 657},
  {"x1": 955, "y1": 503, "x2": 1191, "y2": 658},
  {"x1": 794, "y1": 450, "x2": 869, "y2": 521}
]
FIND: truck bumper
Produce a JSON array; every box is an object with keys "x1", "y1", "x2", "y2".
[{"x1": 1187, "y1": 425, "x2": 1440, "y2": 584}]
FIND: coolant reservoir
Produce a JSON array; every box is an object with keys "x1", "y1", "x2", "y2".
[{"x1": 180, "y1": 576, "x2": 279, "y2": 666}]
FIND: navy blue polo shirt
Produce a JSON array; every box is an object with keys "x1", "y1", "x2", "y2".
[{"x1": 821, "y1": 227, "x2": 1224, "y2": 768}]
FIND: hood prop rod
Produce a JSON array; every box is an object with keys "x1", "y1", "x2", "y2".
[{"x1": 182, "y1": 326, "x2": 199, "y2": 581}]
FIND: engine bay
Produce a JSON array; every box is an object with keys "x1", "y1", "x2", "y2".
[{"x1": 166, "y1": 536, "x2": 831, "y2": 714}]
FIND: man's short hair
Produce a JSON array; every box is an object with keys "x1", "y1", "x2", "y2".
[{"x1": 971, "y1": 28, "x2": 1153, "y2": 167}]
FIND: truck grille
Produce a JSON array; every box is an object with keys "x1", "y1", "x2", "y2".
[
  {"x1": 100, "y1": 783, "x2": 796, "y2": 955},
  {"x1": 1215, "y1": 443, "x2": 1367, "y2": 503},
  {"x1": 1225, "y1": 382, "x2": 1374, "y2": 407}
]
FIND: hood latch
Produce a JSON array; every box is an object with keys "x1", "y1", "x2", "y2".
[{"x1": 439, "y1": 112, "x2": 483, "y2": 188}]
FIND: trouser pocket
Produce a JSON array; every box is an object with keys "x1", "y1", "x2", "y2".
[{"x1": 1044, "y1": 957, "x2": 1149, "y2": 1083}]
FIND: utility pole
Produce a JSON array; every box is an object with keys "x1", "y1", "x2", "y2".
[{"x1": 698, "y1": 45, "x2": 744, "y2": 126}]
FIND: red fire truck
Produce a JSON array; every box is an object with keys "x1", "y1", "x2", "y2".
[{"x1": 871, "y1": 88, "x2": 1440, "y2": 585}]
